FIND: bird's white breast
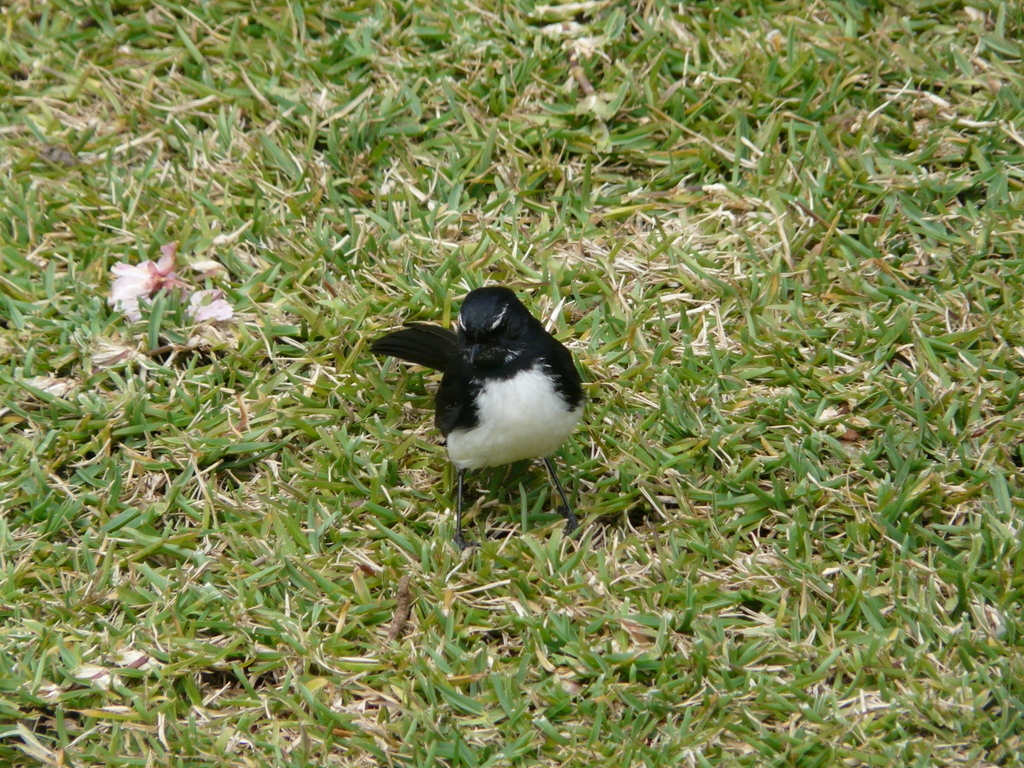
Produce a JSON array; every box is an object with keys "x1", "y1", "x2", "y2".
[{"x1": 446, "y1": 365, "x2": 582, "y2": 470}]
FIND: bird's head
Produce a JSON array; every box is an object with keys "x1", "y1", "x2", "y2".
[{"x1": 457, "y1": 287, "x2": 536, "y2": 367}]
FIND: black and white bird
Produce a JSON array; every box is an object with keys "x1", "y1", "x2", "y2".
[{"x1": 371, "y1": 287, "x2": 584, "y2": 549}]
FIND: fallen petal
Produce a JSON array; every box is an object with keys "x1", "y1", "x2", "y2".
[{"x1": 187, "y1": 289, "x2": 234, "y2": 322}]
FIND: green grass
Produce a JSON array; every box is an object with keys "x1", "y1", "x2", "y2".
[{"x1": 2, "y1": 0, "x2": 1023, "y2": 765}]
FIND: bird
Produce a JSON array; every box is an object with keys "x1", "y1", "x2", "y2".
[{"x1": 370, "y1": 286, "x2": 585, "y2": 550}]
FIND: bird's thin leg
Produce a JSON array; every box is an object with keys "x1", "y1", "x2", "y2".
[
  {"x1": 453, "y1": 468, "x2": 472, "y2": 550},
  {"x1": 544, "y1": 458, "x2": 579, "y2": 535}
]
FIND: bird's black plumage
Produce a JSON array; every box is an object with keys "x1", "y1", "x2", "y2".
[
  {"x1": 371, "y1": 286, "x2": 584, "y2": 549},
  {"x1": 369, "y1": 323, "x2": 459, "y2": 372}
]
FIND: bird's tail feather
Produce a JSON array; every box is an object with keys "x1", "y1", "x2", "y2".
[{"x1": 370, "y1": 323, "x2": 458, "y2": 371}]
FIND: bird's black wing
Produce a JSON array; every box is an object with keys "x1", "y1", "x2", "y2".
[
  {"x1": 539, "y1": 332, "x2": 585, "y2": 410},
  {"x1": 434, "y1": 359, "x2": 478, "y2": 437},
  {"x1": 370, "y1": 323, "x2": 459, "y2": 372}
]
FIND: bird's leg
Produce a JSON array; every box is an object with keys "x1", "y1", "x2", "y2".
[
  {"x1": 453, "y1": 468, "x2": 473, "y2": 550},
  {"x1": 544, "y1": 458, "x2": 579, "y2": 536}
]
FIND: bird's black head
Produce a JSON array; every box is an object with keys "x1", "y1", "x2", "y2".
[{"x1": 457, "y1": 287, "x2": 538, "y2": 367}]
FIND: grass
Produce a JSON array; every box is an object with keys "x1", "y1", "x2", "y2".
[{"x1": 1, "y1": 0, "x2": 1023, "y2": 765}]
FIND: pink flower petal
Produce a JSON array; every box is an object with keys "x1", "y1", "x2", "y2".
[
  {"x1": 111, "y1": 263, "x2": 144, "y2": 277},
  {"x1": 109, "y1": 244, "x2": 190, "y2": 320},
  {"x1": 117, "y1": 296, "x2": 143, "y2": 321},
  {"x1": 187, "y1": 289, "x2": 234, "y2": 322},
  {"x1": 155, "y1": 254, "x2": 175, "y2": 276}
]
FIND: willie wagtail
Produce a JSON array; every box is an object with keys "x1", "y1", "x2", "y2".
[{"x1": 371, "y1": 286, "x2": 584, "y2": 549}]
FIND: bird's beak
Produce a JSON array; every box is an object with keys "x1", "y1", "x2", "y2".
[{"x1": 466, "y1": 344, "x2": 478, "y2": 365}]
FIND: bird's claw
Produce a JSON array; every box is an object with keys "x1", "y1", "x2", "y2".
[{"x1": 560, "y1": 506, "x2": 580, "y2": 537}]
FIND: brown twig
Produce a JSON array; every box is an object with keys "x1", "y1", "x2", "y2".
[
  {"x1": 386, "y1": 575, "x2": 413, "y2": 642},
  {"x1": 569, "y1": 51, "x2": 595, "y2": 97}
]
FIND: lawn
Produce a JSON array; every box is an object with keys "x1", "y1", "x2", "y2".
[{"x1": 1, "y1": 0, "x2": 1023, "y2": 766}]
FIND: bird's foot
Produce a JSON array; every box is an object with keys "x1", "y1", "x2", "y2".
[
  {"x1": 559, "y1": 506, "x2": 580, "y2": 538},
  {"x1": 454, "y1": 531, "x2": 476, "y2": 551}
]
